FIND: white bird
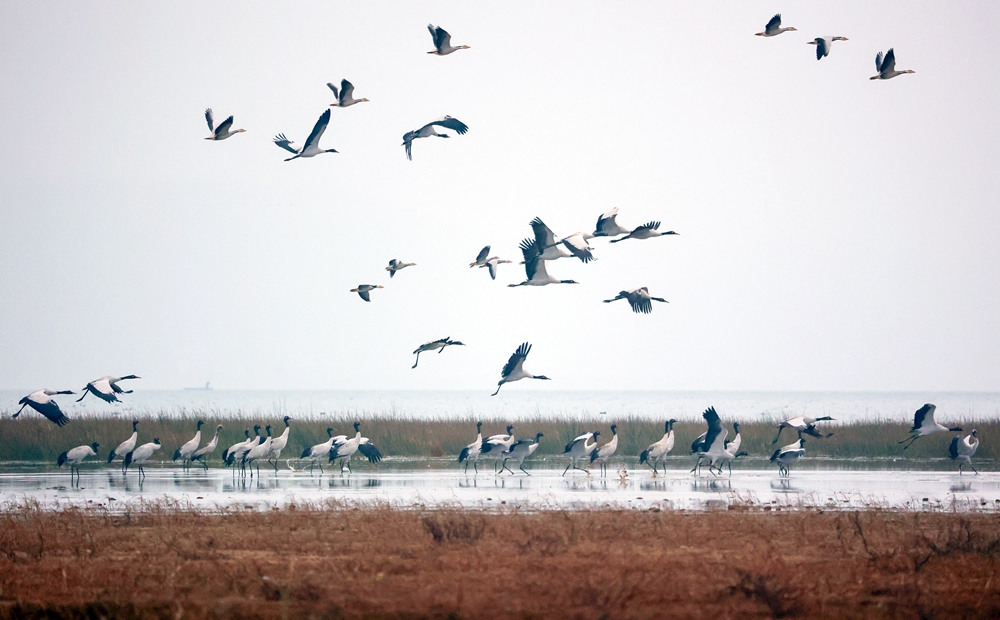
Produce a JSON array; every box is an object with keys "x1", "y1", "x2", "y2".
[
  {"x1": 243, "y1": 424, "x2": 273, "y2": 477},
  {"x1": 479, "y1": 424, "x2": 516, "y2": 472},
  {"x1": 589, "y1": 425, "x2": 619, "y2": 476},
  {"x1": 412, "y1": 338, "x2": 465, "y2": 369},
  {"x1": 57, "y1": 442, "x2": 99, "y2": 481},
  {"x1": 328, "y1": 422, "x2": 383, "y2": 473},
  {"x1": 386, "y1": 259, "x2": 416, "y2": 278},
  {"x1": 603, "y1": 287, "x2": 669, "y2": 314},
  {"x1": 717, "y1": 422, "x2": 745, "y2": 475},
  {"x1": 273, "y1": 109, "x2": 338, "y2": 162},
  {"x1": 502, "y1": 433, "x2": 544, "y2": 475},
  {"x1": 529, "y1": 218, "x2": 595, "y2": 263},
  {"x1": 899, "y1": 404, "x2": 962, "y2": 450},
  {"x1": 13, "y1": 389, "x2": 73, "y2": 426},
  {"x1": 807, "y1": 36, "x2": 848, "y2": 60},
  {"x1": 327, "y1": 79, "x2": 369, "y2": 108},
  {"x1": 124, "y1": 438, "x2": 161, "y2": 477},
  {"x1": 223, "y1": 426, "x2": 255, "y2": 468},
  {"x1": 402, "y1": 116, "x2": 469, "y2": 160},
  {"x1": 871, "y1": 48, "x2": 915, "y2": 80},
  {"x1": 427, "y1": 24, "x2": 470, "y2": 56},
  {"x1": 639, "y1": 420, "x2": 676, "y2": 474},
  {"x1": 772, "y1": 416, "x2": 835, "y2": 444},
  {"x1": 266, "y1": 416, "x2": 292, "y2": 471},
  {"x1": 300, "y1": 428, "x2": 337, "y2": 474},
  {"x1": 204, "y1": 108, "x2": 246, "y2": 141},
  {"x1": 190, "y1": 424, "x2": 224, "y2": 469},
  {"x1": 690, "y1": 407, "x2": 735, "y2": 477},
  {"x1": 770, "y1": 436, "x2": 806, "y2": 476},
  {"x1": 470, "y1": 246, "x2": 492, "y2": 268},
  {"x1": 76, "y1": 375, "x2": 140, "y2": 404},
  {"x1": 756, "y1": 14, "x2": 796, "y2": 37},
  {"x1": 350, "y1": 284, "x2": 384, "y2": 302},
  {"x1": 491, "y1": 342, "x2": 552, "y2": 396},
  {"x1": 481, "y1": 257, "x2": 512, "y2": 280},
  {"x1": 563, "y1": 431, "x2": 599, "y2": 476},
  {"x1": 949, "y1": 430, "x2": 980, "y2": 475},
  {"x1": 593, "y1": 208, "x2": 632, "y2": 238},
  {"x1": 173, "y1": 420, "x2": 204, "y2": 468},
  {"x1": 458, "y1": 421, "x2": 483, "y2": 474},
  {"x1": 108, "y1": 420, "x2": 139, "y2": 471},
  {"x1": 609, "y1": 221, "x2": 678, "y2": 243},
  {"x1": 509, "y1": 240, "x2": 579, "y2": 288}
]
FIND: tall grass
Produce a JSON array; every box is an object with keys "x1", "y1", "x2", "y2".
[{"x1": 0, "y1": 411, "x2": 996, "y2": 464}]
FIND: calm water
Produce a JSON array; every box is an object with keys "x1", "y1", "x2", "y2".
[{"x1": 2, "y1": 390, "x2": 999, "y2": 422}]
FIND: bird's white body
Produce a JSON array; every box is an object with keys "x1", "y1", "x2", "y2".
[
  {"x1": 125, "y1": 440, "x2": 162, "y2": 475},
  {"x1": 402, "y1": 116, "x2": 469, "y2": 160},
  {"x1": 949, "y1": 431, "x2": 980, "y2": 474},
  {"x1": 174, "y1": 421, "x2": 204, "y2": 467},
  {"x1": 109, "y1": 420, "x2": 139, "y2": 468},
  {"x1": 15, "y1": 389, "x2": 73, "y2": 426},
  {"x1": 386, "y1": 259, "x2": 416, "y2": 278},
  {"x1": 328, "y1": 79, "x2": 369, "y2": 107},
  {"x1": 770, "y1": 438, "x2": 805, "y2": 476},
  {"x1": 480, "y1": 427, "x2": 516, "y2": 469},
  {"x1": 224, "y1": 429, "x2": 254, "y2": 466},
  {"x1": 427, "y1": 24, "x2": 470, "y2": 56},
  {"x1": 590, "y1": 426, "x2": 618, "y2": 476},
  {"x1": 243, "y1": 428, "x2": 273, "y2": 476},
  {"x1": 502, "y1": 433, "x2": 543, "y2": 475},
  {"x1": 60, "y1": 445, "x2": 97, "y2": 467},
  {"x1": 273, "y1": 109, "x2": 337, "y2": 161},
  {"x1": 191, "y1": 425, "x2": 223, "y2": 468},
  {"x1": 329, "y1": 423, "x2": 382, "y2": 472},
  {"x1": 412, "y1": 338, "x2": 464, "y2": 368},
  {"x1": 609, "y1": 221, "x2": 677, "y2": 243},
  {"x1": 772, "y1": 415, "x2": 834, "y2": 443},
  {"x1": 301, "y1": 429, "x2": 337, "y2": 473},
  {"x1": 350, "y1": 284, "x2": 384, "y2": 302},
  {"x1": 481, "y1": 257, "x2": 512, "y2": 280},
  {"x1": 563, "y1": 432, "x2": 599, "y2": 475},
  {"x1": 756, "y1": 14, "x2": 796, "y2": 37},
  {"x1": 204, "y1": 108, "x2": 245, "y2": 140},
  {"x1": 77, "y1": 375, "x2": 139, "y2": 404},
  {"x1": 871, "y1": 48, "x2": 915, "y2": 80},
  {"x1": 266, "y1": 417, "x2": 292, "y2": 467},
  {"x1": 593, "y1": 208, "x2": 631, "y2": 238},
  {"x1": 459, "y1": 423, "x2": 484, "y2": 473},
  {"x1": 492, "y1": 343, "x2": 551, "y2": 395},
  {"x1": 640, "y1": 421, "x2": 676, "y2": 474},
  {"x1": 900, "y1": 404, "x2": 961, "y2": 449}
]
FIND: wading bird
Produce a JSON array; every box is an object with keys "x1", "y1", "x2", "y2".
[
  {"x1": 266, "y1": 417, "x2": 292, "y2": 471},
  {"x1": 328, "y1": 79, "x2": 369, "y2": 108},
  {"x1": 756, "y1": 14, "x2": 796, "y2": 37},
  {"x1": 191, "y1": 424, "x2": 224, "y2": 470},
  {"x1": 589, "y1": 425, "x2": 619, "y2": 476},
  {"x1": 691, "y1": 407, "x2": 735, "y2": 476},
  {"x1": 481, "y1": 256, "x2": 513, "y2": 280},
  {"x1": 173, "y1": 420, "x2": 204, "y2": 469},
  {"x1": 949, "y1": 430, "x2": 980, "y2": 475},
  {"x1": 640, "y1": 420, "x2": 676, "y2": 474},
  {"x1": 529, "y1": 218, "x2": 595, "y2": 263},
  {"x1": 563, "y1": 431, "x2": 599, "y2": 476},
  {"x1": 124, "y1": 438, "x2": 161, "y2": 477},
  {"x1": 871, "y1": 48, "x2": 915, "y2": 80},
  {"x1": 273, "y1": 109, "x2": 338, "y2": 161},
  {"x1": 108, "y1": 420, "x2": 139, "y2": 472},
  {"x1": 402, "y1": 116, "x2": 469, "y2": 160},
  {"x1": 772, "y1": 416, "x2": 835, "y2": 444},
  {"x1": 718, "y1": 422, "x2": 745, "y2": 475},
  {"x1": 427, "y1": 24, "x2": 470, "y2": 56},
  {"x1": 412, "y1": 338, "x2": 465, "y2": 368},
  {"x1": 808, "y1": 36, "x2": 848, "y2": 60},
  {"x1": 300, "y1": 428, "x2": 337, "y2": 474},
  {"x1": 603, "y1": 287, "x2": 668, "y2": 314},
  {"x1": 58, "y1": 442, "x2": 99, "y2": 481},
  {"x1": 223, "y1": 427, "x2": 253, "y2": 468},
  {"x1": 771, "y1": 435, "x2": 806, "y2": 476},
  {"x1": 509, "y1": 240, "x2": 579, "y2": 288},
  {"x1": 13, "y1": 389, "x2": 73, "y2": 426},
  {"x1": 458, "y1": 422, "x2": 483, "y2": 474},
  {"x1": 899, "y1": 404, "x2": 962, "y2": 450},
  {"x1": 77, "y1": 375, "x2": 140, "y2": 404},
  {"x1": 480, "y1": 425, "x2": 516, "y2": 472},
  {"x1": 593, "y1": 207, "x2": 632, "y2": 238},
  {"x1": 609, "y1": 221, "x2": 677, "y2": 243},
  {"x1": 350, "y1": 284, "x2": 384, "y2": 302},
  {"x1": 328, "y1": 422, "x2": 382, "y2": 473},
  {"x1": 386, "y1": 259, "x2": 416, "y2": 278},
  {"x1": 204, "y1": 108, "x2": 246, "y2": 141},
  {"x1": 243, "y1": 425, "x2": 273, "y2": 477},
  {"x1": 502, "y1": 433, "x2": 544, "y2": 475},
  {"x1": 492, "y1": 342, "x2": 551, "y2": 396}
]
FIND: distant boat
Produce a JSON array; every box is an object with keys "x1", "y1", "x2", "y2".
[{"x1": 184, "y1": 382, "x2": 213, "y2": 391}]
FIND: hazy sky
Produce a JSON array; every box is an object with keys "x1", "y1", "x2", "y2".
[{"x1": 1, "y1": 2, "x2": 999, "y2": 393}]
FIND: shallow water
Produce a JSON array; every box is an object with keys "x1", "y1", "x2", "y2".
[{"x1": 2, "y1": 463, "x2": 998, "y2": 512}]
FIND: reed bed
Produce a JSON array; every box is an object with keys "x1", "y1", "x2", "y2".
[
  {"x1": 0, "y1": 500, "x2": 999, "y2": 619},
  {"x1": 0, "y1": 412, "x2": 997, "y2": 466}
]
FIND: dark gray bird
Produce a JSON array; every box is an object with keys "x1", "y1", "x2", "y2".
[
  {"x1": 427, "y1": 24, "x2": 470, "y2": 55},
  {"x1": 402, "y1": 116, "x2": 469, "y2": 160},
  {"x1": 328, "y1": 79, "x2": 369, "y2": 107},
  {"x1": 412, "y1": 337, "x2": 465, "y2": 368},
  {"x1": 603, "y1": 287, "x2": 668, "y2": 314}
]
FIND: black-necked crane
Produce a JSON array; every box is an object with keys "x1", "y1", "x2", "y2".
[
  {"x1": 530, "y1": 217, "x2": 595, "y2": 263},
  {"x1": 402, "y1": 116, "x2": 469, "y2": 160},
  {"x1": 899, "y1": 404, "x2": 962, "y2": 450},
  {"x1": 301, "y1": 428, "x2": 337, "y2": 474},
  {"x1": 190, "y1": 424, "x2": 224, "y2": 470},
  {"x1": 691, "y1": 407, "x2": 735, "y2": 476},
  {"x1": 386, "y1": 259, "x2": 416, "y2": 278},
  {"x1": 224, "y1": 427, "x2": 254, "y2": 469},
  {"x1": 273, "y1": 109, "x2": 338, "y2": 162},
  {"x1": 458, "y1": 421, "x2": 483, "y2": 474},
  {"x1": 772, "y1": 416, "x2": 835, "y2": 444},
  {"x1": 76, "y1": 375, "x2": 140, "y2": 404},
  {"x1": 108, "y1": 420, "x2": 139, "y2": 472},
  {"x1": 609, "y1": 221, "x2": 677, "y2": 243},
  {"x1": 756, "y1": 14, "x2": 796, "y2": 37},
  {"x1": 639, "y1": 420, "x2": 676, "y2": 474},
  {"x1": 266, "y1": 416, "x2": 292, "y2": 471},
  {"x1": 603, "y1": 287, "x2": 668, "y2": 314},
  {"x1": 412, "y1": 338, "x2": 465, "y2": 369},
  {"x1": 204, "y1": 108, "x2": 245, "y2": 141},
  {"x1": 14, "y1": 389, "x2": 73, "y2": 426},
  {"x1": 328, "y1": 79, "x2": 369, "y2": 108},
  {"x1": 593, "y1": 208, "x2": 632, "y2": 238},
  {"x1": 58, "y1": 442, "x2": 99, "y2": 481},
  {"x1": 949, "y1": 430, "x2": 980, "y2": 475},
  {"x1": 480, "y1": 424, "x2": 516, "y2": 472},
  {"x1": 491, "y1": 342, "x2": 551, "y2": 396},
  {"x1": 808, "y1": 36, "x2": 848, "y2": 60},
  {"x1": 770, "y1": 435, "x2": 806, "y2": 476},
  {"x1": 717, "y1": 422, "x2": 745, "y2": 475},
  {"x1": 481, "y1": 257, "x2": 512, "y2": 280},
  {"x1": 427, "y1": 24, "x2": 470, "y2": 55},
  {"x1": 563, "y1": 431, "x2": 599, "y2": 476},
  {"x1": 243, "y1": 424, "x2": 273, "y2": 477},
  {"x1": 871, "y1": 48, "x2": 915, "y2": 80},
  {"x1": 173, "y1": 420, "x2": 204, "y2": 469},
  {"x1": 329, "y1": 422, "x2": 383, "y2": 473},
  {"x1": 589, "y1": 425, "x2": 619, "y2": 476},
  {"x1": 350, "y1": 284, "x2": 384, "y2": 302},
  {"x1": 509, "y1": 240, "x2": 579, "y2": 288},
  {"x1": 502, "y1": 433, "x2": 544, "y2": 475},
  {"x1": 124, "y1": 439, "x2": 161, "y2": 477}
]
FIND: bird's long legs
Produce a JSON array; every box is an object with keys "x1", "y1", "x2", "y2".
[
  {"x1": 898, "y1": 435, "x2": 920, "y2": 450},
  {"x1": 500, "y1": 460, "x2": 515, "y2": 475},
  {"x1": 519, "y1": 464, "x2": 531, "y2": 476}
]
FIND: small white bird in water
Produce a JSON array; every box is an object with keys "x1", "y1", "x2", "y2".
[
  {"x1": 807, "y1": 36, "x2": 848, "y2": 60},
  {"x1": 327, "y1": 79, "x2": 369, "y2": 108},
  {"x1": 949, "y1": 430, "x2": 980, "y2": 475},
  {"x1": 386, "y1": 259, "x2": 416, "y2": 278},
  {"x1": 427, "y1": 24, "x2": 471, "y2": 56},
  {"x1": 756, "y1": 14, "x2": 796, "y2": 37},
  {"x1": 350, "y1": 284, "x2": 384, "y2": 302},
  {"x1": 412, "y1": 337, "x2": 465, "y2": 369},
  {"x1": 14, "y1": 389, "x2": 74, "y2": 426},
  {"x1": 204, "y1": 108, "x2": 246, "y2": 141},
  {"x1": 402, "y1": 116, "x2": 469, "y2": 161},
  {"x1": 273, "y1": 109, "x2": 338, "y2": 162},
  {"x1": 871, "y1": 48, "x2": 915, "y2": 80}
]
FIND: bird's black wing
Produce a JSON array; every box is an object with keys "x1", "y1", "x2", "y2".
[
  {"x1": 358, "y1": 289, "x2": 371, "y2": 302},
  {"x1": 948, "y1": 436, "x2": 960, "y2": 460},
  {"x1": 476, "y1": 245, "x2": 491, "y2": 263},
  {"x1": 340, "y1": 79, "x2": 355, "y2": 101},
  {"x1": 430, "y1": 116, "x2": 469, "y2": 135},
  {"x1": 690, "y1": 431, "x2": 706, "y2": 453},
  {"x1": 530, "y1": 218, "x2": 557, "y2": 248},
  {"x1": 912, "y1": 404, "x2": 933, "y2": 431},
  {"x1": 303, "y1": 109, "x2": 331, "y2": 150},
  {"x1": 34, "y1": 401, "x2": 70, "y2": 427},
  {"x1": 701, "y1": 407, "x2": 723, "y2": 452},
  {"x1": 765, "y1": 14, "x2": 781, "y2": 34},
  {"x1": 327, "y1": 82, "x2": 340, "y2": 99},
  {"x1": 628, "y1": 294, "x2": 652, "y2": 314},
  {"x1": 428, "y1": 24, "x2": 445, "y2": 49},
  {"x1": 402, "y1": 131, "x2": 415, "y2": 160},
  {"x1": 205, "y1": 108, "x2": 215, "y2": 132},
  {"x1": 359, "y1": 442, "x2": 382, "y2": 463},
  {"x1": 215, "y1": 115, "x2": 234, "y2": 137},
  {"x1": 882, "y1": 48, "x2": 896, "y2": 73},
  {"x1": 273, "y1": 134, "x2": 299, "y2": 154},
  {"x1": 815, "y1": 39, "x2": 827, "y2": 60},
  {"x1": 501, "y1": 342, "x2": 530, "y2": 378},
  {"x1": 635, "y1": 221, "x2": 660, "y2": 232}
]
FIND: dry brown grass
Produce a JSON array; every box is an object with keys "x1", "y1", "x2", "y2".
[{"x1": 1, "y1": 503, "x2": 999, "y2": 619}]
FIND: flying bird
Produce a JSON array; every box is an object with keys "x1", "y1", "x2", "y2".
[
  {"x1": 772, "y1": 416, "x2": 835, "y2": 444},
  {"x1": 593, "y1": 208, "x2": 632, "y2": 238},
  {"x1": 273, "y1": 109, "x2": 338, "y2": 161},
  {"x1": 899, "y1": 404, "x2": 961, "y2": 450},
  {"x1": 948, "y1": 431, "x2": 980, "y2": 475},
  {"x1": 427, "y1": 24, "x2": 470, "y2": 55},
  {"x1": 871, "y1": 48, "x2": 915, "y2": 80},
  {"x1": 492, "y1": 342, "x2": 551, "y2": 396},
  {"x1": 609, "y1": 221, "x2": 678, "y2": 243},
  {"x1": 509, "y1": 239, "x2": 579, "y2": 287},
  {"x1": 756, "y1": 14, "x2": 796, "y2": 37},
  {"x1": 204, "y1": 108, "x2": 246, "y2": 141},
  {"x1": 529, "y1": 218, "x2": 595, "y2": 263},
  {"x1": 469, "y1": 246, "x2": 491, "y2": 268},
  {"x1": 402, "y1": 116, "x2": 469, "y2": 160},
  {"x1": 328, "y1": 79, "x2": 369, "y2": 107},
  {"x1": 386, "y1": 259, "x2": 416, "y2": 278},
  {"x1": 603, "y1": 287, "x2": 668, "y2": 314},
  {"x1": 77, "y1": 376, "x2": 140, "y2": 404},
  {"x1": 481, "y1": 257, "x2": 512, "y2": 280},
  {"x1": 807, "y1": 36, "x2": 848, "y2": 60},
  {"x1": 350, "y1": 284, "x2": 384, "y2": 302},
  {"x1": 412, "y1": 337, "x2": 465, "y2": 369},
  {"x1": 13, "y1": 389, "x2": 73, "y2": 426}
]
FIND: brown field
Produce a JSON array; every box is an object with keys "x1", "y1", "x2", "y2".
[{"x1": 1, "y1": 503, "x2": 999, "y2": 619}]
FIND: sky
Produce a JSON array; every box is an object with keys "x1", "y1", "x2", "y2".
[{"x1": 1, "y1": 2, "x2": 999, "y2": 393}]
